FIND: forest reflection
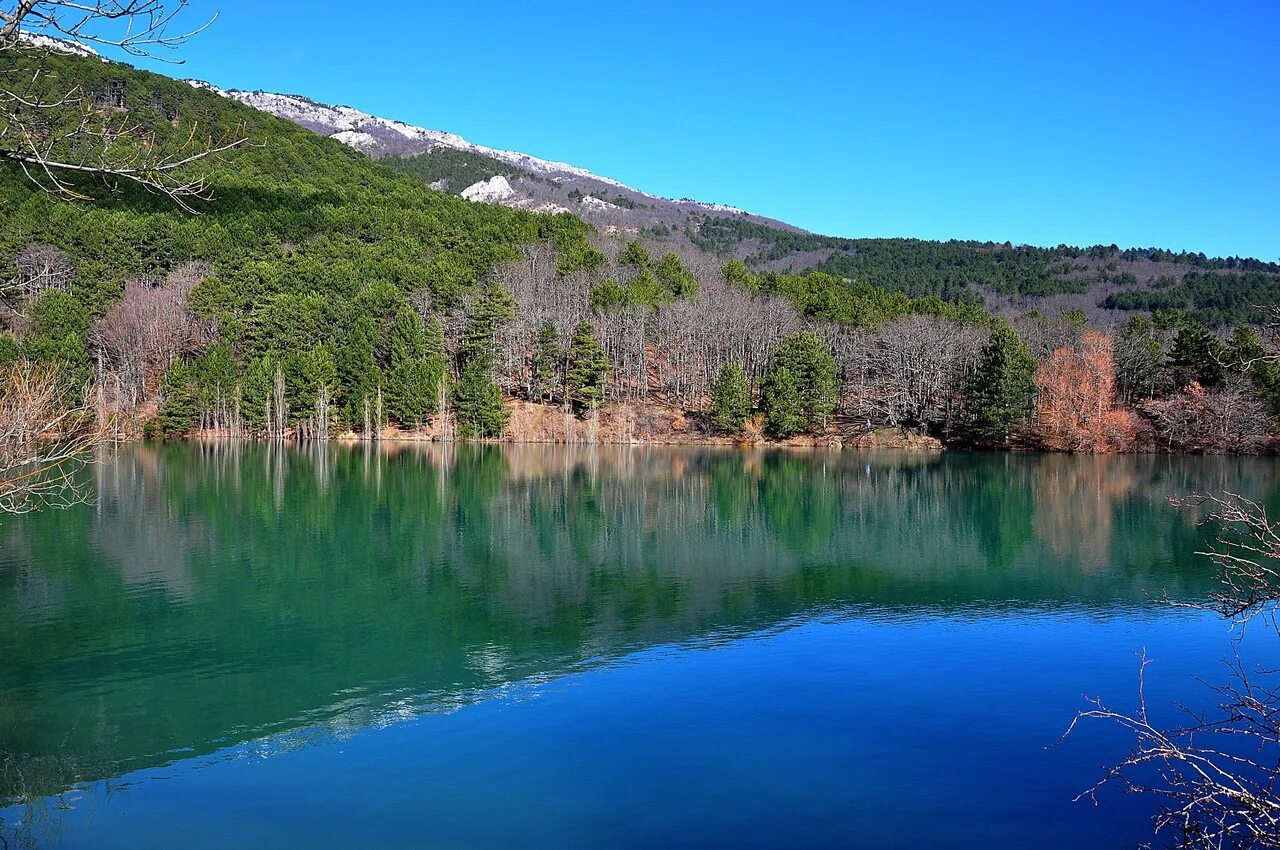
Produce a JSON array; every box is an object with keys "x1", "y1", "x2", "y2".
[{"x1": 1, "y1": 443, "x2": 1271, "y2": 804}]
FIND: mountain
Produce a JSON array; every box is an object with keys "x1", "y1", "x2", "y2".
[
  {"x1": 205, "y1": 85, "x2": 1280, "y2": 326},
  {"x1": 202, "y1": 87, "x2": 799, "y2": 241}
]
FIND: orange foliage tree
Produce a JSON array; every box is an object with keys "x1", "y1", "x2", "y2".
[{"x1": 1032, "y1": 331, "x2": 1143, "y2": 453}]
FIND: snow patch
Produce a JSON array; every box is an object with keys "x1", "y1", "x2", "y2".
[
  {"x1": 17, "y1": 32, "x2": 102, "y2": 59},
  {"x1": 330, "y1": 130, "x2": 378, "y2": 150},
  {"x1": 219, "y1": 89, "x2": 643, "y2": 192},
  {"x1": 184, "y1": 79, "x2": 225, "y2": 94},
  {"x1": 580, "y1": 195, "x2": 619, "y2": 211},
  {"x1": 683, "y1": 199, "x2": 750, "y2": 215},
  {"x1": 461, "y1": 175, "x2": 516, "y2": 204},
  {"x1": 517, "y1": 200, "x2": 571, "y2": 215}
]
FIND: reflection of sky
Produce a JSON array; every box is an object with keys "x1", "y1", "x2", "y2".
[{"x1": 4, "y1": 606, "x2": 1271, "y2": 850}]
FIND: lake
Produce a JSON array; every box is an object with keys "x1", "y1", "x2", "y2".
[{"x1": 1, "y1": 443, "x2": 1276, "y2": 848}]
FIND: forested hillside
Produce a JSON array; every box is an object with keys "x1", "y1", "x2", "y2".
[
  {"x1": 2, "y1": 45, "x2": 1279, "y2": 454},
  {"x1": 692, "y1": 218, "x2": 1280, "y2": 325}
]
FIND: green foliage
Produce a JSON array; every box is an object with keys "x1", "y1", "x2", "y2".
[
  {"x1": 655, "y1": 253, "x2": 698, "y2": 299},
  {"x1": 762, "y1": 367, "x2": 803, "y2": 438},
  {"x1": 1168, "y1": 318, "x2": 1224, "y2": 389},
  {"x1": 751, "y1": 270, "x2": 988, "y2": 329},
  {"x1": 619, "y1": 240, "x2": 651, "y2": 270},
  {"x1": 159, "y1": 363, "x2": 198, "y2": 438},
  {"x1": 0, "y1": 332, "x2": 19, "y2": 365},
  {"x1": 694, "y1": 217, "x2": 1280, "y2": 311},
  {"x1": 462, "y1": 283, "x2": 517, "y2": 366},
  {"x1": 723, "y1": 259, "x2": 759, "y2": 290},
  {"x1": 762, "y1": 333, "x2": 838, "y2": 437},
  {"x1": 283, "y1": 345, "x2": 336, "y2": 423},
  {"x1": 961, "y1": 322, "x2": 1037, "y2": 446},
  {"x1": 23, "y1": 290, "x2": 90, "y2": 388},
  {"x1": 241, "y1": 355, "x2": 277, "y2": 432},
  {"x1": 711, "y1": 362, "x2": 752, "y2": 434},
  {"x1": 336, "y1": 315, "x2": 381, "y2": 429},
  {"x1": 1224, "y1": 326, "x2": 1280, "y2": 419},
  {"x1": 1104, "y1": 271, "x2": 1280, "y2": 326},
  {"x1": 0, "y1": 47, "x2": 605, "y2": 435},
  {"x1": 453, "y1": 358, "x2": 508, "y2": 438},
  {"x1": 566, "y1": 321, "x2": 610, "y2": 411},
  {"x1": 383, "y1": 148, "x2": 518, "y2": 195},
  {"x1": 385, "y1": 307, "x2": 433, "y2": 426},
  {"x1": 531, "y1": 321, "x2": 562, "y2": 403}
]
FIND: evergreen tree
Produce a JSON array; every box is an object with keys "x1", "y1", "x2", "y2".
[
  {"x1": 619, "y1": 239, "x2": 651, "y2": 270},
  {"x1": 453, "y1": 358, "x2": 508, "y2": 438},
  {"x1": 461, "y1": 283, "x2": 516, "y2": 365},
  {"x1": 158, "y1": 363, "x2": 198, "y2": 438},
  {"x1": 423, "y1": 316, "x2": 449, "y2": 415},
  {"x1": 566, "y1": 321, "x2": 610, "y2": 410},
  {"x1": 531, "y1": 320, "x2": 562, "y2": 403},
  {"x1": 762, "y1": 366, "x2": 804, "y2": 437},
  {"x1": 1169, "y1": 318, "x2": 1224, "y2": 389},
  {"x1": 656, "y1": 252, "x2": 698, "y2": 299},
  {"x1": 711, "y1": 362, "x2": 752, "y2": 434},
  {"x1": 962, "y1": 321, "x2": 1037, "y2": 446},
  {"x1": 283, "y1": 345, "x2": 336, "y2": 426},
  {"x1": 0, "y1": 332, "x2": 20, "y2": 365},
  {"x1": 1226, "y1": 326, "x2": 1280, "y2": 418},
  {"x1": 241, "y1": 354, "x2": 277, "y2": 434},
  {"x1": 761, "y1": 332, "x2": 838, "y2": 437},
  {"x1": 723, "y1": 258, "x2": 760, "y2": 290},
  {"x1": 385, "y1": 307, "x2": 434, "y2": 427},
  {"x1": 337, "y1": 314, "x2": 380, "y2": 429}
]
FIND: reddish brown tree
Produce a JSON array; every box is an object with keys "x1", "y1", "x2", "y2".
[{"x1": 1033, "y1": 331, "x2": 1142, "y2": 453}]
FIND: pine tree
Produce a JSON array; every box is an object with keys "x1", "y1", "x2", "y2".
[
  {"x1": 761, "y1": 332, "x2": 837, "y2": 437},
  {"x1": 385, "y1": 307, "x2": 434, "y2": 427},
  {"x1": 461, "y1": 283, "x2": 516, "y2": 365},
  {"x1": 656, "y1": 252, "x2": 698, "y2": 299},
  {"x1": 241, "y1": 354, "x2": 277, "y2": 435},
  {"x1": 1169, "y1": 319, "x2": 1224, "y2": 390},
  {"x1": 337, "y1": 314, "x2": 380, "y2": 430},
  {"x1": 423, "y1": 316, "x2": 449, "y2": 414},
  {"x1": 619, "y1": 239, "x2": 651, "y2": 270},
  {"x1": 962, "y1": 321, "x2": 1037, "y2": 446},
  {"x1": 711, "y1": 362, "x2": 752, "y2": 434},
  {"x1": 566, "y1": 321, "x2": 610, "y2": 411},
  {"x1": 158, "y1": 363, "x2": 198, "y2": 438},
  {"x1": 762, "y1": 366, "x2": 804, "y2": 437},
  {"x1": 453, "y1": 358, "x2": 508, "y2": 438},
  {"x1": 531, "y1": 320, "x2": 562, "y2": 403}
]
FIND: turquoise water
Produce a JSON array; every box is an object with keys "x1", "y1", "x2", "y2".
[{"x1": 1, "y1": 444, "x2": 1275, "y2": 848}]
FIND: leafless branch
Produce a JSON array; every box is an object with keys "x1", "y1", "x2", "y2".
[{"x1": 0, "y1": 360, "x2": 109, "y2": 514}]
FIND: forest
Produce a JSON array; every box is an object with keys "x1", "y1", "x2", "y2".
[{"x1": 2, "y1": 45, "x2": 1279, "y2": 455}]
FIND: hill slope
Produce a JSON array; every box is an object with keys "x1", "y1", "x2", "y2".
[{"x1": 214, "y1": 86, "x2": 1280, "y2": 327}]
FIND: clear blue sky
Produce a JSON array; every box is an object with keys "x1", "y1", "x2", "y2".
[{"x1": 123, "y1": 1, "x2": 1279, "y2": 260}]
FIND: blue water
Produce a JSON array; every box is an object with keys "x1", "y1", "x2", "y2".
[{"x1": 0, "y1": 445, "x2": 1274, "y2": 848}]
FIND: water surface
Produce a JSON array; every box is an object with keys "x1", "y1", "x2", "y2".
[{"x1": 1, "y1": 444, "x2": 1276, "y2": 848}]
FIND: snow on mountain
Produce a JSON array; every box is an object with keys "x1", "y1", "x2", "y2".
[
  {"x1": 580, "y1": 195, "x2": 620, "y2": 212},
  {"x1": 187, "y1": 85, "x2": 787, "y2": 229},
  {"x1": 221, "y1": 90, "x2": 639, "y2": 190},
  {"x1": 18, "y1": 32, "x2": 102, "y2": 59},
  {"x1": 461, "y1": 175, "x2": 516, "y2": 204},
  {"x1": 330, "y1": 130, "x2": 378, "y2": 151}
]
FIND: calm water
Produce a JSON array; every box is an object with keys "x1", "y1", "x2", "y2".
[{"x1": 1, "y1": 444, "x2": 1277, "y2": 848}]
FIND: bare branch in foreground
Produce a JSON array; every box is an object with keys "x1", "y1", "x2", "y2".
[{"x1": 0, "y1": 360, "x2": 108, "y2": 514}]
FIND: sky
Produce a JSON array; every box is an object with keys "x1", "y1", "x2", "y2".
[{"x1": 115, "y1": 0, "x2": 1280, "y2": 260}]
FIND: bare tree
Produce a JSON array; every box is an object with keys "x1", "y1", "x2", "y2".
[
  {"x1": 0, "y1": 1, "x2": 246, "y2": 211},
  {"x1": 1063, "y1": 491, "x2": 1280, "y2": 848},
  {"x1": 0, "y1": 360, "x2": 104, "y2": 513},
  {"x1": 2, "y1": 243, "x2": 72, "y2": 314},
  {"x1": 92, "y1": 263, "x2": 208, "y2": 401}
]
